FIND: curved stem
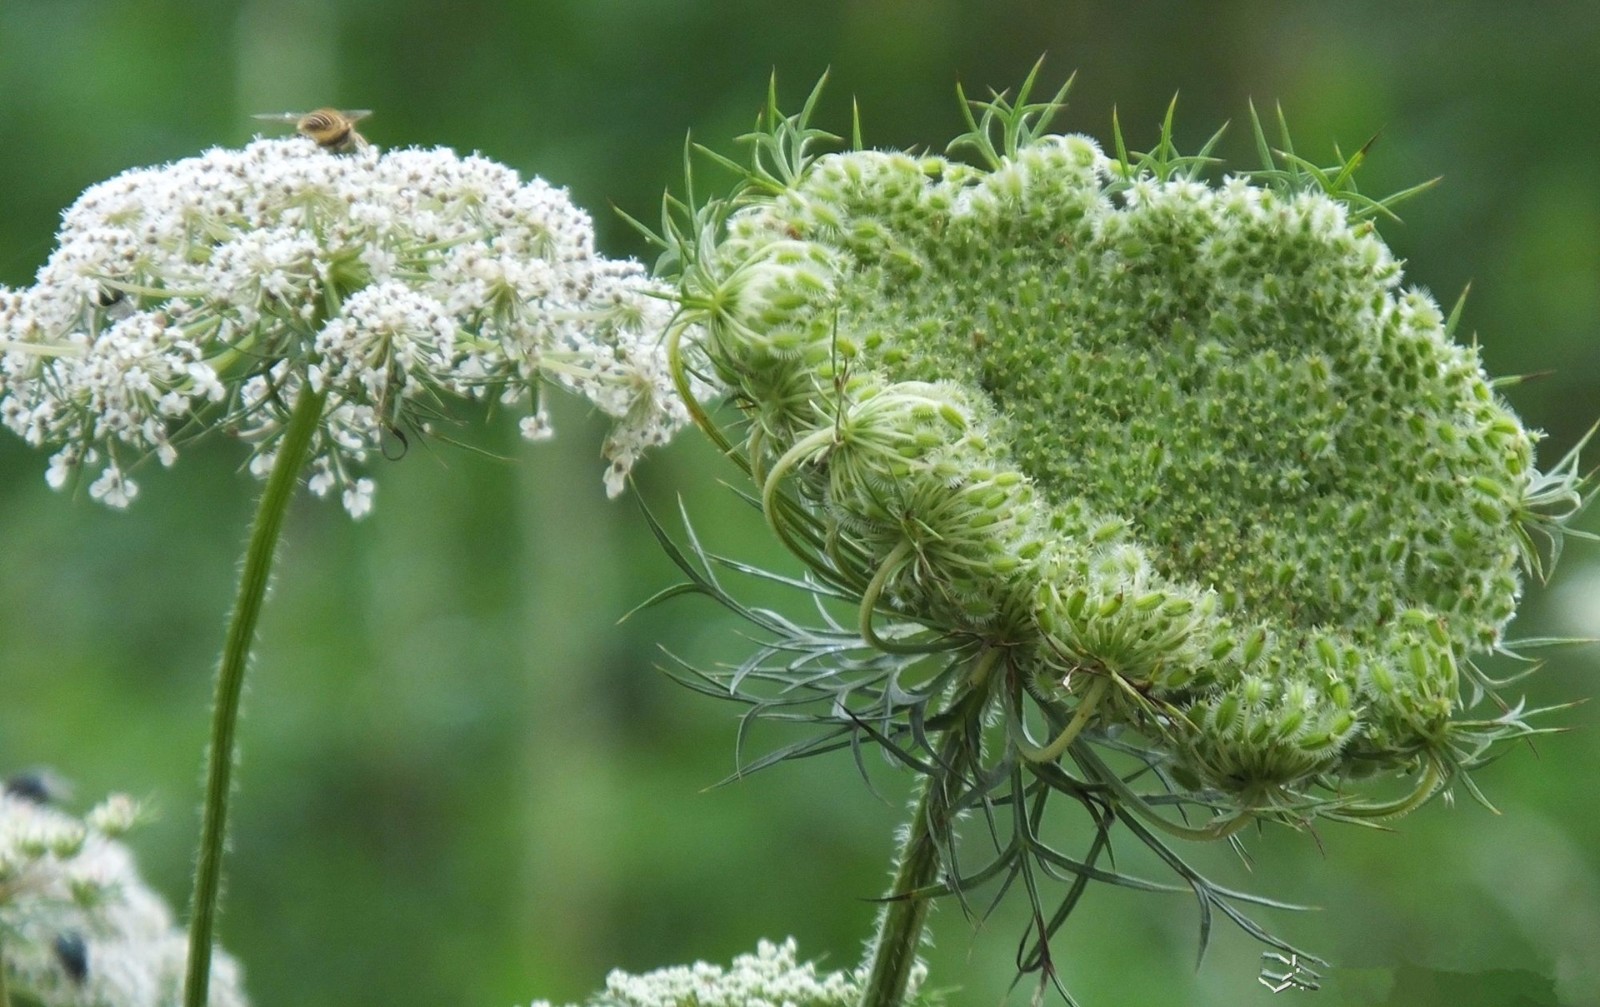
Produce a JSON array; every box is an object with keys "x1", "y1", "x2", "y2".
[
  {"x1": 858, "y1": 540, "x2": 912, "y2": 650},
  {"x1": 183, "y1": 384, "x2": 326, "y2": 1007},
  {"x1": 1013, "y1": 674, "x2": 1110, "y2": 764},
  {"x1": 762, "y1": 427, "x2": 833, "y2": 522},
  {"x1": 855, "y1": 542, "x2": 952, "y2": 656},
  {"x1": 858, "y1": 684, "x2": 987, "y2": 1007},
  {"x1": 1337, "y1": 758, "x2": 1445, "y2": 821},
  {"x1": 758, "y1": 425, "x2": 837, "y2": 573},
  {"x1": 665, "y1": 319, "x2": 736, "y2": 459}
]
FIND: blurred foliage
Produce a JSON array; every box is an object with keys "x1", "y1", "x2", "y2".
[{"x1": 1, "y1": 3, "x2": 1597, "y2": 1006}]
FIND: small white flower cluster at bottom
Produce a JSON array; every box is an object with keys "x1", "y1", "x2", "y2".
[
  {"x1": 0, "y1": 782, "x2": 248, "y2": 1007},
  {"x1": 526, "y1": 937, "x2": 927, "y2": 1007}
]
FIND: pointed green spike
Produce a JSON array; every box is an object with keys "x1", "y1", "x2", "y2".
[
  {"x1": 1444, "y1": 282, "x2": 1472, "y2": 337},
  {"x1": 799, "y1": 67, "x2": 831, "y2": 123},
  {"x1": 1192, "y1": 119, "x2": 1230, "y2": 165},
  {"x1": 1274, "y1": 101, "x2": 1296, "y2": 159},
  {"x1": 1366, "y1": 174, "x2": 1442, "y2": 221},
  {"x1": 1248, "y1": 98, "x2": 1277, "y2": 171},
  {"x1": 1162, "y1": 92, "x2": 1180, "y2": 146}
]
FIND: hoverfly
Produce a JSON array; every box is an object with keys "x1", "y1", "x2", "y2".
[{"x1": 253, "y1": 108, "x2": 372, "y2": 152}]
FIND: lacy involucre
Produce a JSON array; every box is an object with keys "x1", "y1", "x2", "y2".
[{"x1": 687, "y1": 135, "x2": 1550, "y2": 803}]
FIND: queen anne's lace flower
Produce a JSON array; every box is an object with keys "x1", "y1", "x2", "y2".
[
  {"x1": 0, "y1": 137, "x2": 693, "y2": 515},
  {"x1": 0, "y1": 784, "x2": 248, "y2": 1007},
  {"x1": 526, "y1": 938, "x2": 925, "y2": 1007}
]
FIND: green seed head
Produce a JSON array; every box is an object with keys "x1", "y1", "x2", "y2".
[{"x1": 667, "y1": 92, "x2": 1587, "y2": 819}]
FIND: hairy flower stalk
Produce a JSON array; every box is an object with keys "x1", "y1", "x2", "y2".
[
  {"x1": 645, "y1": 73, "x2": 1595, "y2": 1005},
  {"x1": 0, "y1": 136, "x2": 696, "y2": 1006},
  {"x1": 183, "y1": 383, "x2": 324, "y2": 1007},
  {"x1": 858, "y1": 676, "x2": 987, "y2": 1007}
]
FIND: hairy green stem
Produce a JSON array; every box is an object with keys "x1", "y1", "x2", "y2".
[
  {"x1": 183, "y1": 385, "x2": 326, "y2": 1007},
  {"x1": 858, "y1": 679, "x2": 988, "y2": 1007},
  {"x1": 858, "y1": 757, "x2": 945, "y2": 1007}
]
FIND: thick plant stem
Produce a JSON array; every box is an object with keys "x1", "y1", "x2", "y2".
[
  {"x1": 858, "y1": 775, "x2": 941, "y2": 1007},
  {"x1": 183, "y1": 385, "x2": 326, "y2": 1007},
  {"x1": 858, "y1": 683, "x2": 987, "y2": 1007}
]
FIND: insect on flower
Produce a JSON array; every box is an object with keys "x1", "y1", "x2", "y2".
[
  {"x1": 53, "y1": 931, "x2": 89, "y2": 985},
  {"x1": 3, "y1": 768, "x2": 72, "y2": 805},
  {"x1": 253, "y1": 107, "x2": 372, "y2": 152}
]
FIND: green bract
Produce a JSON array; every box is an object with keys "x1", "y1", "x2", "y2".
[{"x1": 663, "y1": 84, "x2": 1587, "y2": 823}]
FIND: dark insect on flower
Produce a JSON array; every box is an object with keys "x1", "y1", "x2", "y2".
[
  {"x1": 53, "y1": 931, "x2": 89, "y2": 984},
  {"x1": 3, "y1": 768, "x2": 71, "y2": 805}
]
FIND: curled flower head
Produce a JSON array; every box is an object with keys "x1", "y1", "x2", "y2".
[
  {"x1": 0, "y1": 783, "x2": 248, "y2": 1007},
  {"x1": 649, "y1": 79, "x2": 1594, "y2": 985},
  {"x1": 0, "y1": 137, "x2": 691, "y2": 515}
]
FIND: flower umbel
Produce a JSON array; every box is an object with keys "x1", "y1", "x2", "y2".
[
  {"x1": 646, "y1": 72, "x2": 1595, "y2": 1002},
  {"x1": 0, "y1": 137, "x2": 688, "y2": 514},
  {"x1": 0, "y1": 779, "x2": 248, "y2": 1007},
  {"x1": 525, "y1": 938, "x2": 931, "y2": 1007}
]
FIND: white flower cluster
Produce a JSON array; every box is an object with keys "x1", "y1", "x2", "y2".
[
  {"x1": 527, "y1": 938, "x2": 922, "y2": 1007},
  {"x1": 0, "y1": 137, "x2": 695, "y2": 515},
  {"x1": 0, "y1": 782, "x2": 247, "y2": 1007}
]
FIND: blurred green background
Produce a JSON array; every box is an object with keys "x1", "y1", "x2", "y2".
[{"x1": 2, "y1": 2, "x2": 1598, "y2": 1005}]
